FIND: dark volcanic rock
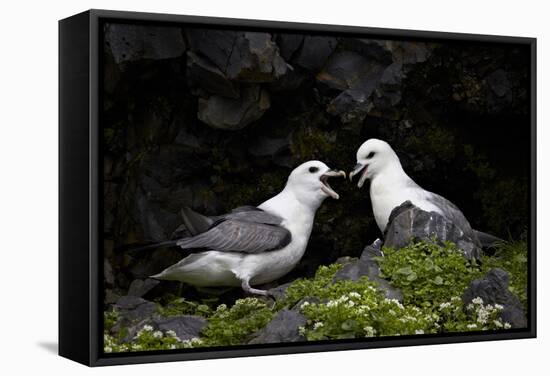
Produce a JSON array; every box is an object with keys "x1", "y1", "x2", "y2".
[
  {"x1": 249, "y1": 309, "x2": 306, "y2": 344},
  {"x1": 267, "y1": 281, "x2": 294, "y2": 301},
  {"x1": 114, "y1": 296, "x2": 158, "y2": 322},
  {"x1": 318, "y1": 50, "x2": 386, "y2": 91},
  {"x1": 198, "y1": 86, "x2": 271, "y2": 130},
  {"x1": 187, "y1": 30, "x2": 288, "y2": 83},
  {"x1": 321, "y1": 51, "x2": 388, "y2": 123},
  {"x1": 127, "y1": 278, "x2": 161, "y2": 297},
  {"x1": 338, "y1": 38, "x2": 393, "y2": 64},
  {"x1": 227, "y1": 32, "x2": 288, "y2": 82},
  {"x1": 186, "y1": 29, "x2": 238, "y2": 72},
  {"x1": 462, "y1": 268, "x2": 527, "y2": 328},
  {"x1": 384, "y1": 201, "x2": 481, "y2": 259},
  {"x1": 105, "y1": 24, "x2": 186, "y2": 64},
  {"x1": 186, "y1": 51, "x2": 239, "y2": 98},
  {"x1": 153, "y1": 315, "x2": 207, "y2": 341},
  {"x1": 334, "y1": 240, "x2": 403, "y2": 301},
  {"x1": 293, "y1": 36, "x2": 337, "y2": 71},
  {"x1": 276, "y1": 34, "x2": 304, "y2": 60}
]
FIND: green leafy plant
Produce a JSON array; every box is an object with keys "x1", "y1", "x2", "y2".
[
  {"x1": 377, "y1": 240, "x2": 482, "y2": 307},
  {"x1": 200, "y1": 298, "x2": 274, "y2": 346},
  {"x1": 481, "y1": 241, "x2": 528, "y2": 308}
]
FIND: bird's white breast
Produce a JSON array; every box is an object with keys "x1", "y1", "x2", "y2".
[{"x1": 370, "y1": 177, "x2": 441, "y2": 232}]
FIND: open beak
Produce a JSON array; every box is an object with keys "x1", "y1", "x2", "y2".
[
  {"x1": 320, "y1": 169, "x2": 346, "y2": 199},
  {"x1": 349, "y1": 163, "x2": 368, "y2": 188}
]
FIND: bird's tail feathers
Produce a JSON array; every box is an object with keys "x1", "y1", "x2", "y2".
[
  {"x1": 474, "y1": 230, "x2": 506, "y2": 248},
  {"x1": 116, "y1": 240, "x2": 179, "y2": 254},
  {"x1": 180, "y1": 206, "x2": 213, "y2": 236}
]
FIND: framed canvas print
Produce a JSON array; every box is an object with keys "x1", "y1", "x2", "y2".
[{"x1": 59, "y1": 9, "x2": 536, "y2": 366}]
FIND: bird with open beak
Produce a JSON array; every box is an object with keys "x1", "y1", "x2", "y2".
[
  {"x1": 348, "y1": 138, "x2": 501, "y2": 258},
  {"x1": 141, "y1": 161, "x2": 345, "y2": 296}
]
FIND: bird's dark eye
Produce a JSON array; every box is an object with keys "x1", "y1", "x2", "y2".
[
  {"x1": 308, "y1": 166, "x2": 319, "y2": 173},
  {"x1": 366, "y1": 151, "x2": 376, "y2": 159}
]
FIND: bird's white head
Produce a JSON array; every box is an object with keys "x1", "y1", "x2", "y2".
[
  {"x1": 285, "y1": 160, "x2": 346, "y2": 207},
  {"x1": 349, "y1": 139, "x2": 402, "y2": 188}
]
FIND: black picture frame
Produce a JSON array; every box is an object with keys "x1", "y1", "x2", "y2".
[{"x1": 59, "y1": 9, "x2": 537, "y2": 367}]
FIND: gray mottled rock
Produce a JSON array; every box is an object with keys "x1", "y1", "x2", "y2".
[
  {"x1": 267, "y1": 281, "x2": 294, "y2": 301},
  {"x1": 114, "y1": 296, "x2": 158, "y2": 322},
  {"x1": 463, "y1": 268, "x2": 527, "y2": 328},
  {"x1": 198, "y1": 86, "x2": 270, "y2": 130},
  {"x1": 186, "y1": 51, "x2": 239, "y2": 98},
  {"x1": 187, "y1": 30, "x2": 287, "y2": 83},
  {"x1": 338, "y1": 38, "x2": 393, "y2": 64},
  {"x1": 322, "y1": 51, "x2": 387, "y2": 123},
  {"x1": 293, "y1": 36, "x2": 337, "y2": 71},
  {"x1": 249, "y1": 310, "x2": 306, "y2": 344},
  {"x1": 186, "y1": 29, "x2": 238, "y2": 72},
  {"x1": 384, "y1": 201, "x2": 481, "y2": 260},
  {"x1": 318, "y1": 50, "x2": 386, "y2": 91},
  {"x1": 153, "y1": 315, "x2": 207, "y2": 341},
  {"x1": 227, "y1": 32, "x2": 288, "y2": 82},
  {"x1": 105, "y1": 24, "x2": 186, "y2": 64},
  {"x1": 127, "y1": 278, "x2": 161, "y2": 297},
  {"x1": 276, "y1": 34, "x2": 304, "y2": 60},
  {"x1": 334, "y1": 241, "x2": 403, "y2": 301}
]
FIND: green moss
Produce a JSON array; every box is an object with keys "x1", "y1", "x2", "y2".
[
  {"x1": 155, "y1": 296, "x2": 212, "y2": 317},
  {"x1": 481, "y1": 241, "x2": 528, "y2": 309},
  {"x1": 104, "y1": 241, "x2": 524, "y2": 353},
  {"x1": 290, "y1": 126, "x2": 337, "y2": 162},
  {"x1": 200, "y1": 298, "x2": 274, "y2": 346},
  {"x1": 104, "y1": 309, "x2": 119, "y2": 331},
  {"x1": 377, "y1": 240, "x2": 482, "y2": 308}
]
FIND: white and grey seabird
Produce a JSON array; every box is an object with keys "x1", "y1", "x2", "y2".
[
  {"x1": 149, "y1": 161, "x2": 345, "y2": 296},
  {"x1": 348, "y1": 139, "x2": 494, "y2": 246}
]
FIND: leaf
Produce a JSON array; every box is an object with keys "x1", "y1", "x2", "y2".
[
  {"x1": 407, "y1": 272, "x2": 418, "y2": 281},
  {"x1": 341, "y1": 319, "x2": 358, "y2": 331},
  {"x1": 434, "y1": 276, "x2": 444, "y2": 285},
  {"x1": 397, "y1": 266, "x2": 413, "y2": 275}
]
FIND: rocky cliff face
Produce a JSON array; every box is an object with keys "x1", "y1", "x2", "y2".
[{"x1": 101, "y1": 22, "x2": 530, "y2": 302}]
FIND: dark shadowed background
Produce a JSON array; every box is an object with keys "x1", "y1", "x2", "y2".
[{"x1": 101, "y1": 21, "x2": 530, "y2": 303}]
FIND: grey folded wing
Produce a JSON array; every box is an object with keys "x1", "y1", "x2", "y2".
[
  {"x1": 176, "y1": 208, "x2": 291, "y2": 254},
  {"x1": 426, "y1": 192, "x2": 480, "y2": 244}
]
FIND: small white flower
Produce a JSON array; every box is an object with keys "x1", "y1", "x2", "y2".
[
  {"x1": 169, "y1": 344, "x2": 176, "y2": 349},
  {"x1": 347, "y1": 301, "x2": 355, "y2": 308},
  {"x1": 415, "y1": 329, "x2": 424, "y2": 335},
  {"x1": 326, "y1": 300, "x2": 337, "y2": 308},
  {"x1": 467, "y1": 323, "x2": 477, "y2": 329},
  {"x1": 494, "y1": 304, "x2": 504, "y2": 310},
  {"x1": 142, "y1": 324, "x2": 154, "y2": 332},
  {"x1": 313, "y1": 322, "x2": 324, "y2": 330},
  {"x1": 493, "y1": 320, "x2": 503, "y2": 328},
  {"x1": 472, "y1": 297, "x2": 484, "y2": 305},
  {"x1": 104, "y1": 346, "x2": 113, "y2": 353},
  {"x1": 166, "y1": 330, "x2": 177, "y2": 338},
  {"x1": 388, "y1": 309, "x2": 396, "y2": 316},
  {"x1": 216, "y1": 304, "x2": 227, "y2": 311},
  {"x1": 504, "y1": 322, "x2": 512, "y2": 329},
  {"x1": 298, "y1": 326, "x2": 306, "y2": 336},
  {"x1": 349, "y1": 292, "x2": 361, "y2": 299},
  {"x1": 439, "y1": 302, "x2": 451, "y2": 309},
  {"x1": 300, "y1": 301, "x2": 310, "y2": 309},
  {"x1": 364, "y1": 326, "x2": 376, "y2": 337},
  {"x1": 153, "y1": 331, "x2": 163, "y2": 339},
  {"x1": 451, "y1": 296, "x2": 461, "y2": 302}
]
